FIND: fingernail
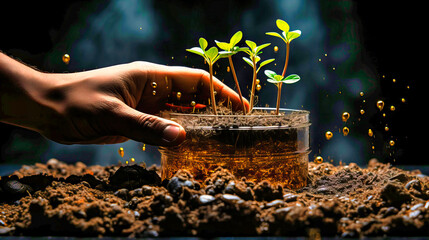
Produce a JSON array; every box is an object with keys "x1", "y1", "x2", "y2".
[{"x1": 162, "y1": 125, "x2": 181, "y2": 142}]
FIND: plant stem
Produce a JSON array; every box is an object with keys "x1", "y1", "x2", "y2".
[
  {"x1": 276, "y1": 83, "x2": 282, "y2": 115},
  {"x1": 276, "y1": 42, "x2": 290, "y2": 115},
  {"x1": 248, "y1": 57, "x2": 257, "y2": 114},
  {"x1": 228, "y1": 56, "x2": 246, "y2": 114},
  {"x1": 208, "y1": 63, "x2": 217, "y2": 115},
  {"x1": 281, "y1": 43, "x2": 290, "y2": 77}
]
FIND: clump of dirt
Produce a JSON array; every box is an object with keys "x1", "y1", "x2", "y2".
[{"x1": 1, "y1": 158, "x2": 428, "y2": 237}]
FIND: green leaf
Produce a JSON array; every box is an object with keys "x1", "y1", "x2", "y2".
[
  {"x1": 242, "y1": 57, "x2": 254, "y2": 68},
  {"x1": 186, "y1": 47, "x2": 205, "y2": 58},
  {"x1": 282, "y1": 74, "x2": 301, "y2": 84},
  {"x1": 255, "y1": 43, "x2": 271, "y2": 55},
  {"x1": 286, "y1": 30, "x2": 301, "y2": 42},
  {"x1": 218, "y1": 51, "x2": 233, "y2": 58},
  {"x1": 257, "y1": 58, "x2": 275, "y2": 73},
  {"x1": 265, "y1": 32, "x2": 284, "y2": 40},
  {"x1": 245, "y1": 40, "x2": 257, "y2": 51},
  {"x1": 230, "y1": 31, "x2": 243, "y2": 47},
  {"x1": 199, "y1": 38, "x2": 208, "y2": 51},
  {"x1": 264, "y1": 70, "x2": 277, "y2": 79},
  {"x1": 267, "y1": 78, "x2": 279, "y2": 84},
  {"x1": 215, "y1": 40, "x2": 230, "y2": 51},
  {"x1": 274, "y1": 75, "x2": 284, "y2": 81},
  {"x1": 205, "y1": 46, "x2": 218, "y2": 62},
  {"x1": 276, "y1": 19, "x2": 290, "y2": 33}
]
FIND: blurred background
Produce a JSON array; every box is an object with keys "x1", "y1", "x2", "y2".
[{"x1": 0, "y1": 1, "x2": 424, "y2": 173}]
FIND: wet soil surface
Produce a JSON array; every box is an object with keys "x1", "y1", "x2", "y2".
[{"x1": 0, "y1": 158, "x2": 428, "y2": 237}]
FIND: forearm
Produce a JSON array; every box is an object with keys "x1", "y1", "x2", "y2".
[{"x1": 0, "y1": 53, "x2": 54, "y2": 132}]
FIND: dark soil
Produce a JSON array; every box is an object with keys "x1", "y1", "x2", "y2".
[{"x1": 1, "y1": 158, "x2": 428, "y2": 237}]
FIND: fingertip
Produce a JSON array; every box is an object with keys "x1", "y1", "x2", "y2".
[{"x1": 161, "y1": 124, "x2": 186, "y2": 146}]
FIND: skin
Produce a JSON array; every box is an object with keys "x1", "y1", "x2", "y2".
[{"x1": 0, "y1": 53, "x2": 249, "y2": 146}]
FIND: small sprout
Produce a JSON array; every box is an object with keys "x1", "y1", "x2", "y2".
[
  {"x1": 215, "y1": 31, "x2": 248, "y2": 113},
  {"x1": 265, "y1": 19, "x2": 301, "y2": 114},
  {"x1": 242, "y1": 40, "x2": 275, "y2": 113},
  {"x1": 187, "y1": 37, "x2": 227, "y2": 115}
]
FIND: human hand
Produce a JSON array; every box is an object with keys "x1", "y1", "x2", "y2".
[{"x1": 0, "y1": 55, "x2": 249, "y2": 146}]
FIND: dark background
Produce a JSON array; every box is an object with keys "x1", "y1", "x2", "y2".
[{"x1": 0, "y1": 1, "x2": 425, "y2": 167}]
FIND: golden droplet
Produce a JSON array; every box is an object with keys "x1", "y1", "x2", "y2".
[
  {"x1": 171, "y1": 56, "x2": 174, "y2": 60},
  {"x1": 359, "y1": 91, "x2": 364, "y2": 97},
  {"x1": 390, "y1": 105, "x2": 395, "y2": 111},
  {"x1": 125, "y1": 160, "x2": 129, "y2": 165},
  {"x1": 368, "y1": 129, "x2": 373, "y2": 137},
  {"x1": 360, "y1": 109, "x2": 365, "y2": 115},
  {"x1": 342, "y1": 112, "x2": 350, "y2": 122},
  {"x1": 227, "y1": 66, "x2": 230, "y2": 72},
  {"x1": 191, "y1": 101, "x2": 196, "y2": 107},
  {"x1": 392, "y1": 78, "x2": 396, "y2": 83},
  {"x1": 256, "y1": 79, "x2": 260, "y2": 84},
  {"x1": 324, "y1": 53, "x2": 328, "y2": 57},
  {"x1": 152, "y1": 90, "x2": 156, "y2": 96},
  {"x1": 62, "y1": 54, "x2": 70, "y2": 64},
  {"x1": 274, "y1": 46, "x2": 279, "y2": 53},
  {"x1": 376, "y1": 100, "x2": 384, "y2": 111},
  {"x1": 389, "y1": 140, "x2": 395, "y2": 146},
  {"x1": 256, "y1": 84, "x2": 262, "y2": 91},
  {"x1": 142, "y1": 144, "x2": 146, "y2": 151},
  {"x1": 342, "y1": 127, "x2": 349, "y2": 136},
  {"x1": 118, "y1": 147, "x2": 124, "y2": 158},
  {"x1": 332, "y1": 67, "x2": 336, "y2": 71},
  {"x1": 385, "y1": 126, "x2": 389, "y2": 132},
  {"x1": 325, "y1": 131, "x2": 333, "y2": 140},
  {"x1": 131, "y1": 158, "x2": 135, "y2": 162},
  {"x1": 151, "y1": 82, "x2": 157, "y2": 88},
  {"x1": 314, "y1": 156, "x2": 323, "y2": 164},
  {"x1": 401, "y1": 98, "x2": 406, "y2": 103},
  {"x1": 176, "y1": 92, "x2": 182, "y2": 100}
]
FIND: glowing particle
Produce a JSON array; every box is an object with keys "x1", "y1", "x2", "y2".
[
  {"x1": 318, "y1": 58, "x2": 322, "y2": 62},
  {"x1": 385, "y1": 126, "x2": 389, "y2": 132},
  {"x1": 401, "y1": 98, "x2": 406, "y2": 103},
  {"x1": 256, "y1": 79, "x2": 260, "y2": 85},
  {"x1": 62, "y1": 54, "x2": 70, "y2": 64},
  {"x1": 324, "y1": 53, "x2": 328, "y2": 57},
  {"x1": 390, "y1": 105, "x2": 395, "y2": 111},
  {"x1": 389, "y1": 140, "x2": 395, "y2": 146},
  {"x1": 151, "y1": 82, "x2": 157, "y2": 88},
  {"x1": 125, "y1": 161, "x2": 129, "y2": 165},
  {"x1": 142, "y1": 144, "x2": 146, "y2": 151},
  {"x1": 359, "y1": 91, "x2": 364, "y2": 97},
  {"x1": 325, "y1": 131, "x2": 333, "y2": 140},
  {"x1": 342, "y1": 127, "x2": 349, "y2": 136},
  {"x1": 256, "y1": 84, "x2": 262, "y2": 91},
  {"x1": 368, "y1": 129, "x2": 373, "y2": 137},
  {"x1": 274, "y1": 46, "x2": 279, "y2": 52},
  {"x1": 332, "y1": 67, "x2": 336, "y2": 71},
  {"x1": 382, "y1": 113, "x2": 386, "y2": 117},
  {"x1": 392, "y1": 78, "x2": 396, "y2": 83},
  {"x1": 139, "y1": 27, "x2": 142, "y2": 30},
  {"x1": 176, "y1": 92, "x2": 182, "y2": 100},
  {"x1": 191, "y1": 101, "x2": 196, "y2": 107},
  {"x1": 360, "y1": 109, "x2": 365, "y2": 115},
  {"x1": 118, "y1": 147, "x2": 124, "y2": 158},
  {"x1": 131, "y1": 158, "x2": 135, "y2": 162},
  {"x1": 376, "y1": 100, "x2": 384, "y2": 111},
  {"x1": 382, "y1": 75, "x2": 385, "y2": 78},
  {"x1": 342, "y1": 112, "x2": 350, "y2": 122},
  {"x1": 227, "y1": 66, "x2": 230, "y2": 72},
  {"x1": 314, "y1": 156, "x2": 323, "y2": 164},
  {"x1": 152, "y1": 90, "x2": 156, "y2": 96}
]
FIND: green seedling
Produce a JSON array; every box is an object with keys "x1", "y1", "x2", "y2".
[
  {"x1": 265, "y1": 19, "x2": 301, "y2": 115},
  {"x1": 242, "y1": 40, "x2": 275, "y2": 113},
  {"x1": 186, "y1": 37, "x2": 227, "y2": 115},
  {"x1": 215, "y1": 31, "x2": 248, "y2": 114}
]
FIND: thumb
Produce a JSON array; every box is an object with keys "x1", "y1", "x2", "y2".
[{"x1": 111, "y1": 104, "x2": 186, "y2": 146}]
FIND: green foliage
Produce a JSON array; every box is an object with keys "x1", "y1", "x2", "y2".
[
  {"x1": 266, "y1": 19, "x2": 301, "y2": 44},
  {"x1": 241, "y1": 41, "x2": 274, "y2": 73},
  {"x1": 215, "y1": 31, "x2": 248, "y2": 57},
  {"x1": 264, "y1": 70, "x2": 300, "y2": 85},
  {"x1": 186, "y1": 37, "x2": 226, "y2": 65}
]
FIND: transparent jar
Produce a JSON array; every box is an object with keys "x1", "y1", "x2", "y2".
[{"x1": 159, "y1": 107, "x2": 310, "y2": 189}]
